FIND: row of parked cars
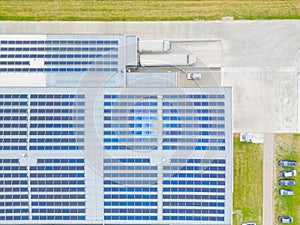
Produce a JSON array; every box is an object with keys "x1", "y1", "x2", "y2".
[
  {"x1": 278, "y1": 159, "x2": 297, "y2": 224},
  {"x1": 242, "y1": 160, "x2": 297, "y2": 225}
]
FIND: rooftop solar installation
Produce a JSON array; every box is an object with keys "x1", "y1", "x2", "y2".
[
  {"x1": 0, "y1": 30, "x2": 231, "y2": 225},
  {"x1": 0, "y1": 37, "x2": 119, "y2": 73},
  {"x1": 0, "y1": 35, "x2": 138, "y2": 87},
  {"x1": 0, "y1": 87, "x2": 232, "y2": 225}
]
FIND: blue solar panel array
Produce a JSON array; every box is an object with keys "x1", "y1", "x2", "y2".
[
  {"x1": 0, "y1": 39, "x2": 119, "y2": 73},
  {"x1": 101, "y1": 91, "x2": 230, "y2": 223},
  {"x1": 102, "y1": 157, "x2": 226, "y2": 222},
  {"x1": 162, "y1": 158, "x2": 226, "y2": 222},
  {"x1": 0, "y1": 158, "x2": 86, "y2": 221},
  {"x1": 103, "y1": 93, "x2": 226, "y2": 151},
  {"x1": 0, "y1": 88, "x2": 231, "y2": 224},
  {"x1": 103, "y1": 158, "x2": 158, "y2": 221},
  {"x1": 0, "y1": 159, "x2": 29, "y2": 221},
  {"x1": 103, "y1": 94, "x2": 158, "y2": 151},
  {"x1": 162, "y1": 94, "x2": 226, "y2": 151},
  {"x1": 0, "y1": 94, "x2": 85, "y2": 151}
]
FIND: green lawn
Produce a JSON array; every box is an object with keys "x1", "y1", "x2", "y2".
[
  {"x1": 0, "y1": 0, "x2": 299, "y2": 21},
  {"x1": 233, "y1": 134, "x2": 263, "y2": 225},
  {"x1": 274, "y1": 134, "x2": 300, "y2": 225}
]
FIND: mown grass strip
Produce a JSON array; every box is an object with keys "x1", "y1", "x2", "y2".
[
  {"x1": 233, "y1": 134, "x2": 263, "y2": 225},
  {"x1": 0, "y1": 0, "x2": 299, "y2": 21}
]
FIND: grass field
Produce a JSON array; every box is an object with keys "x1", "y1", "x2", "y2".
[
  {"x1": 274, "y1": 134, "x2": 300, "y2": 225},
  {"x1": 233, "y1": 134, "x2": 263, "y2": 225},
  {"x1": 0, "y1": 0, "x2": 300, "y2": 21}
]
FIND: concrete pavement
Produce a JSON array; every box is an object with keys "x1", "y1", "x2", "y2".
[{"x1": 263, "y1": 133, "x2": 275, "y2": 225}]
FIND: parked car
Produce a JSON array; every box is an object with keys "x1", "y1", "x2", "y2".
[
  {"x1": 281, "y1": 170, "x2": 297, "y2": 177},
  {"x1": 279, "y1": 189, "x2": 294, "y2": 196},
  {"x1": 278, "y1": 215, "x2": 293, "y2": 223},
  {"x1": 279, "y1": 179, "x2": 296, "y2": 186},
  {"x1": 242, "y1": 222, "x2": 256, "y2": 225},
  {"x1": 187, "y1": 72, "x2": 201, "y2": 80},
  {"x1": 279, "y1": 160, "x2": 297, "y2": 167}
]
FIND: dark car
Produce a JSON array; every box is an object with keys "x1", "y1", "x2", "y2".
[
  {"x1": 279, "y1": 160, "x2": 297, "y2": 167},
  {"x1": 279, "y1": 179, "x2": 296, "y2": 186},
  {"x1": 278, "y1": 216, "x2": 293, "y2": 223}
]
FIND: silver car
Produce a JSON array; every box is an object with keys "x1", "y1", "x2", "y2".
[
  {"x1": 279, "y1": 179, "x2": 296, "y2": 186},
  {"x1": 279, "y1": 160, "x2": 297, "y2": 167},
  {"x1": 279, "y1": 189, "x2": 294, "y2": 196},
  {"x1": 242, "y1": 223, "x2": 256, "y2": 225}
]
